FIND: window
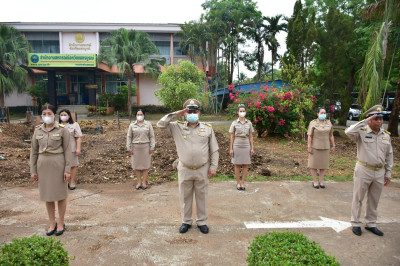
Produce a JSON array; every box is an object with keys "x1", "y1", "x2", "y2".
[
  {"x1": 153, "y1": 41, "x2": 170, "y2": 56},
  {"x1": 34, "y1": 74, "x2": 66, "y2": 94},
  {"x1": 105, "y1": 74, "x2": 132, "y2": 94},
  {"x1": 25, "y1": 32, "x2": 60, "y2": 53},
  {"x1": 173, "y1": 41, "x2": 185, "y2": 56}
]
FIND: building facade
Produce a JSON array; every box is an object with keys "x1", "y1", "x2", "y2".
[{"x1": 2, "y1": 22, "x2": 190, "y2": 108}]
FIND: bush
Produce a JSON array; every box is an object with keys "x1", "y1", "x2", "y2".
[
  {"x1": 0, "y1": 234, "x2": 73, "y2": 265},
  {"x1": 247, "y1": 231, "x2": 339, "y2": 265},
  {"x1": 227, "y1": 84, "x2": 316, "y2": 138},
  {"x1": 131, "y1": 105, "x2": 172, "y2": 114}
]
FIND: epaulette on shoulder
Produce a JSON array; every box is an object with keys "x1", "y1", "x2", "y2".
[
  {"x1": 35, "y1": 124, "x2": 41, "y2": 128},
  {"x1": 385, "y1": 130, "x2": 391, "y2": 135},
  {"x1": 59, "y1": 124, "x2": 65, "y2": 128},
  {"x1": 177, "y1": 120, "x2": 184, "y2": 124},
  {"x1": 360, "y1": 127, "x2": 366, "y2": 131},
  {"x1": 204, "y1": 122, "x2": 212, "y2": 127}
]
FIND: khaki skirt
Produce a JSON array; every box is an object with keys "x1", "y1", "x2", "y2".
[
  {"x1": 37, "y1": 154, "x2": 68, "y2": 202},
  {"x1": 131, "y1": 143, "x2": 151, "y2": 170},
  {"x1": 71, "y1": 152, "x2": 79, "y2": 167},
  {"x1": 308, "y1": 148, "x2": 330, "y2": 169},
  {"x1": 232, "y1": 138, "x2": 251, "y2": 165}
]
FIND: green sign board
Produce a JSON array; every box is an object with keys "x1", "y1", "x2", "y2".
[{"x1": 28, "y1": 53, "x2": 97, "y2": 67}]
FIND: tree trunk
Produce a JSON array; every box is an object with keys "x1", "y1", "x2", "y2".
[
  {"x1": 0, "y1": 91, "x2": 4, "y2": 107},
  {"x1": 271, "y1": 50, "x2": 274, "y2": 81},
  {"x1": 128, "y1": 73, "x2": 133, "y2": 116},
  {"x1": 387, "y1": 57, "x2": 400, "y2": 136},
  {"x1": 340, "y1": 65, "x2": 356, "y2": 126}
]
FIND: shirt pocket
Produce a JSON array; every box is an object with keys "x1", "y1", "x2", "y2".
[{"x1": 362, "y1": 137, "x2": 375, "y2": 150}]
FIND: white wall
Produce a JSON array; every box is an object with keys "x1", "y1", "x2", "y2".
[
  {"x1": 4, "y1": 77, "x2": 33, "y2": 106},
  {"x1": 138, "y1": 74, "x2": 162, "y2": 105}
]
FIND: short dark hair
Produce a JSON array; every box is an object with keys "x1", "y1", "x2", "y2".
[
  {"x1": 317, "y1": 107, "x2": 326, "y2": 114},
  {"x1": 58, "y1": 109, "x2": 74, "y2": 124},
  {"x1": 136, "y1": 109, "x2": 145, "y2": 115},
  {"x1": 41, "y1": 104, "x2": 56, "y2": 115}
]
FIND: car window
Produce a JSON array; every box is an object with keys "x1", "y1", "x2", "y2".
[{"x1": 350, "y1": 104, "x2": 358, "y2": 109}]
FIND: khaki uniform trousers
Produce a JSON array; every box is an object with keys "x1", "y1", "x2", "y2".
[
  {"x1": 177, "y1": 162, "x2": 209, "y2": 226},
  {"x1": 351, "y1": 163, "x2": 385, "y2": 227}
]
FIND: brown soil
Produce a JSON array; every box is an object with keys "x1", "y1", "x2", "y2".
[{"x1": 1, "y1": 121, "x2": 399, "y2": 185}]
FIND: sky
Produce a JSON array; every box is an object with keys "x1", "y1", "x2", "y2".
[{"x1": 1, "y1": 0, "x2": 298, "y2": 78}]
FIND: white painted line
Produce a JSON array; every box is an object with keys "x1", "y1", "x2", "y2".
[{"x1": 244, "y1": 216, "x2": 352, "y2": 233}]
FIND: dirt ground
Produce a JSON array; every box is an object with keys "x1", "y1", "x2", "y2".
[{"x1": 1, "y1": 120, "x2": 399, "y2": 186}]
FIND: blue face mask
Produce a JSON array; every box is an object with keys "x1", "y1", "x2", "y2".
[
  {"x1": 318, "y1": 114, "x2": 327, "y2": 120},
  {"x1": 187, "y1": 113, "x2": 199, "y2": 123}
]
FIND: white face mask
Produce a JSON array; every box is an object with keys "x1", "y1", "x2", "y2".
[
  {"x1": 239, "y1": 112, "x2": 246, "y2": 118},
  {"x1": 42, "y1": 116, "x2": 54, "y2": 124},
  {"x1": 137, "y1": 115, "x2": 144, "y2": 121},
  {"x1": 60, "y1": 115, "x2": 69, "y2": 122}
]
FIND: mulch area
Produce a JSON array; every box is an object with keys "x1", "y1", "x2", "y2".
[{"x1": 1, "y1": 121, "x2": 399, "y2": 186}]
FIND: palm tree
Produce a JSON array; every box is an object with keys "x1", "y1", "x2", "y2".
[
  {"x1": 0, "y1": 25, "x2": 32, "y2": 107},
  {"x1": 358, "y1": 0, "x2": 400, "y2": 135},
  {"x1": 98, "y1": 28, "x2": 165, "y2": 116},
  {"x1": 264, "y1": 15, "x2": 287, "y2": 81}
]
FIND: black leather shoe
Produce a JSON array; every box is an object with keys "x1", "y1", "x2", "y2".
[
  {"x1": 55, "y1": 224, "x2": 66, "y2": 236},
  {"x1": 179, "y1": 223, "x2": 191, "y2": 233},
  {"x1": 365, "y1": 227, "x2": 384, "y2": 236},
  {"x1": 46, "y1": 223, "x2": 57, "y2": 236},
  {"x1": 198, "y1": 225, "x2": 209, "y2": 234},
  {"x1": 352, "y1": 226, "x2": 362, "y2": 236},
  {"x1": 313, "y1": 183, "x2": 319, "y2": 189}
]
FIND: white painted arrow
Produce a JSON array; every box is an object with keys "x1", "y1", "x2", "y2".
[{"x1": 244, "y1": 216, "x2": 351, "y2": 233}]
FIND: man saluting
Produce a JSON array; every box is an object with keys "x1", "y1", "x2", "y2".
[
  {"x1": 157, "y1": 99, "x2": 219, "y2": 234},
  {"x1": 345, "y1": 105, "x2": 393, "y2": 236}
]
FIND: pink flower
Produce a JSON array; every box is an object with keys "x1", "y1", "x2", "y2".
[
  {"x1": 331, "y1": 105, "x2": 335, "y2": 112},
  {"x1": 253, "y1": 120, "x2": 258, "y2": 124},
  {"x1": 255, "y1": 101, "x2": 262, "y2": 108},
  {"x1": 267, "y1": 106, "x2": 275, "y2": 112},
  {"x1": 229, "y1": 92, "x2": 233, "y2": 98},
  {"x1": 234, "y1": 99, "x2": 238, "y2": 102},
  {"x1": 228, "y1": 84, "x2": 235, "y2": 91},
  {"x1": 248, "y1": 103, "x2": 252, "y2": 107},
  {"x1": 278, "y1": 119, "x2": 285, "y2": 126}
]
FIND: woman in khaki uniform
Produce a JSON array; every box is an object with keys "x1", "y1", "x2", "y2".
[
  {"x1": 229, "y1": 104, "x2": 255, "y2": 190},
  {"x1": 127, "y1": 110, "x2": 155, "y2": 190},
  {"x1": 59, "y1": 109, "x2": 83, "y2": 190},
  {"x1": 307, "y1": 107, "x2": 335, "y2": 189},
  {"x1": 30, "y1": 104, "x2": 72, "y2": 236}
]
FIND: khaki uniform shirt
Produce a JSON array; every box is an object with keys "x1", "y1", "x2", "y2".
[
  {"x1": 64, "y1": 122, "x2": 83, "y2": 152},
  {"x1": 30, "y1": 122, "x2": 72, "y2": 174},
  {"x1": 345, "y1": 120, "x2": 393, "y2": 178},
  {"x1": 307, "y1": 119, "x2": 333, "y2": 149},
  {"x1": 157, "y1": 112, "x2": 219, "y2": 171},
  {"x1": 126, "y1": 120, "x2": 155, "y2": 150},
  {"x1": 229, "y1": 119, "x2": 254, "y2": 137}
]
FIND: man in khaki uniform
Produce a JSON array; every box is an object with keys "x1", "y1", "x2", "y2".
[
  {"x1": 157, "y1": 99, "x2": 219, "y2": 234},
  {"x1": 345, "y1": 105, "x2": 393, "y2": 236}
]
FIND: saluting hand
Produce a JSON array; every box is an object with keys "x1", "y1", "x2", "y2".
[
  {"x1": 64, "y1": 173, "x2": 71, "y2": 182},
  {"x1": 176, "y1": 108, "x2": 189, "y2": 117},
  {"x1": 31, "y1": 173, "x2": 38, "y2": 182}
]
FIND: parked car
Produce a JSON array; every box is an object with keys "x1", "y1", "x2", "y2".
[
  {"x1": 382, "y1": 109, "x2": 400, "y2": 121},
  {"x1": 348, "y1": 104, "x2": 361, "y2": 120}
]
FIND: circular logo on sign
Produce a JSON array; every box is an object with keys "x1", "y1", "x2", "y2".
[
  {"x1": 75, "y1": 33, "x2": 85, "y2": 43},
  {"x1": 31, "y1": 54, "x2": 39, "y2": 63}
]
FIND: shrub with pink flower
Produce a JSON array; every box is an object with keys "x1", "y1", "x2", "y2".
[{"x1": 227, "y1": 84, "x2": 316, "y2": 138}]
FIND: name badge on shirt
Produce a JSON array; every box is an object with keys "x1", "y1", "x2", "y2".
[
  {"x1": 382, "y1": 137, "x2": 388, "y2": 140},
  {"x1": 53, "y1": 134, "x2": 60, "y2": 137}
]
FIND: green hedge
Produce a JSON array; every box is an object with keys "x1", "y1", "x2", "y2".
[
  {"x1": 247, "y1": 231, "x2": 339, "y2": 265},
  {"x1": 4, "y1": 106, "x2": 30, "y2": 115},
  {"x1": 131, "y1": 105, "x2": 172, "y2": 114},
  {"x1": 0, "y1": 235, "x2": 73, "y2": 265}
]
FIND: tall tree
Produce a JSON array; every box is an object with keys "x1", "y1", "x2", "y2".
[
  {"x1": 98, "y1": 28, "x2": 165, "y2": 115},
  {"x1": 264, "y1": 14, "x2": 287, "y2": 81},
  {"x1": 0, "y1": 25, "x2": 32, "y2": 107},
  {"x1": 202, "y1": 0, "x2": 260, "y2": 85},
  {"x1": 361, "y1": 0, "x2": 400, "y2": 135}
]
